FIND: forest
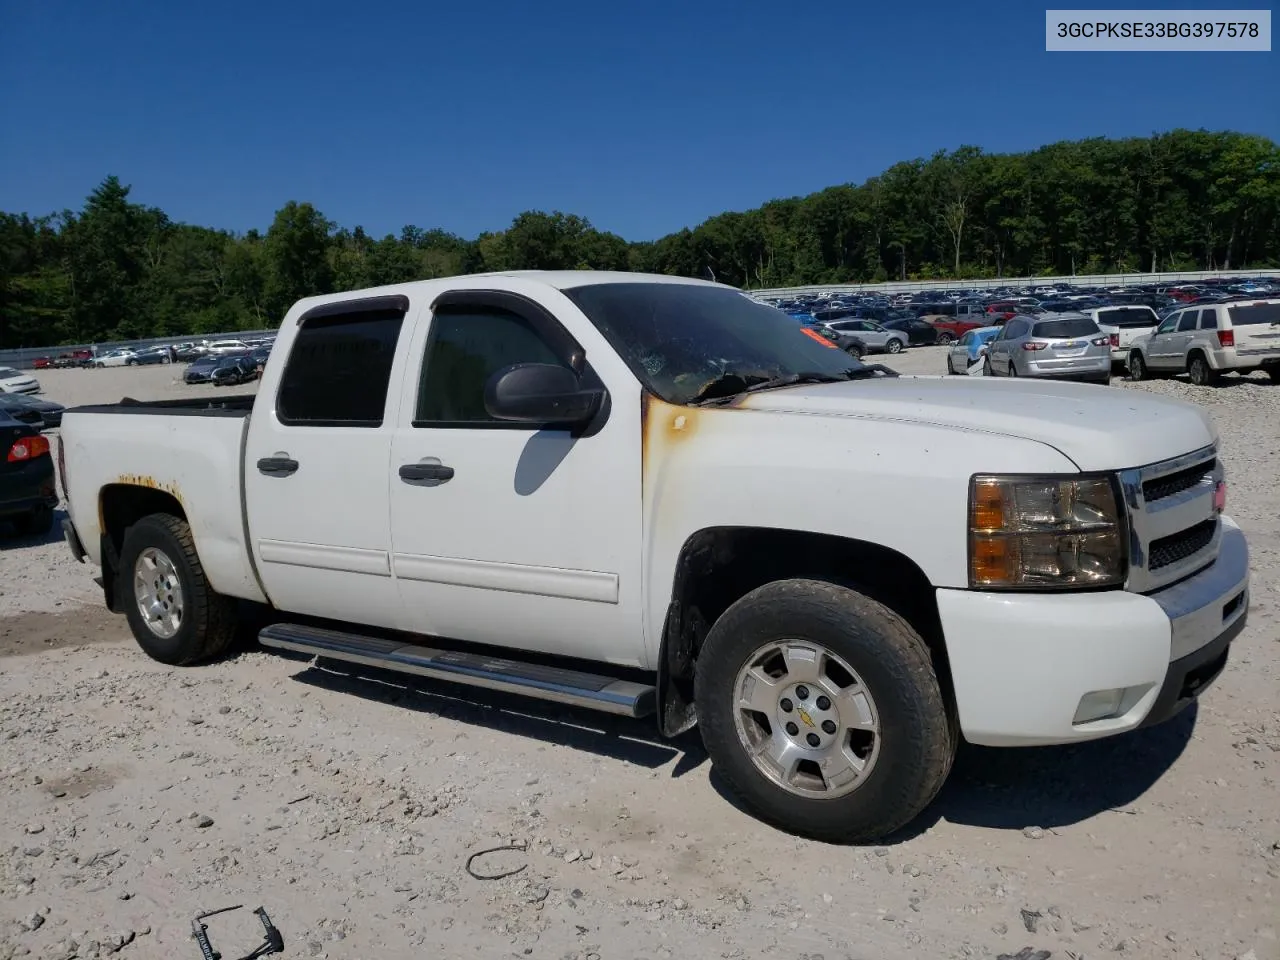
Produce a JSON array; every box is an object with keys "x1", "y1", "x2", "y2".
[{"x1": 1, "y1": 128, "x2": 1277, "y2": 348}]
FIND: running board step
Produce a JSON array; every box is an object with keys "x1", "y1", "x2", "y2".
[{"x1": 258, "y1": 623, "x2": 656, "y2": 719}]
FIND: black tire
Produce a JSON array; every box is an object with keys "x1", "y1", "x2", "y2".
[
  {"x1": 845, "y1": 343, "x2": 865, "y2": 359},
  {"x1": 945, "y1": 356, "x2": 955, "y2": 375},
  {"x1": 118, "y1": 513, "x2": 237, "y2": 666},
  {"x1": 937, "y1": 332, "x2": 956, "y2": 345},
  {"x1": 1265, "y1": 364, "x2": 1280, "y2": 384},
  {"x1": 695, "y1": 579, "x2": 955, "y2": 843},
  {"x1": 1128, "y1": 352, "x2": 1146, "y2": 381},
  {"x1": 12, "y1": 505, "x2": 53, "y2": 537},
  {"x1": 1007, "y1": 362, "x2": 1017, "y2": 377},
  {"x1": 982, "y1": 355, "x2": 994, "y2": 377},
  {"x1": 1188, "y1": 353, "x2": 1218, "y2": 386},
  {"x1": 885, "y1": 338, "x2": 903, "y2": 354}
]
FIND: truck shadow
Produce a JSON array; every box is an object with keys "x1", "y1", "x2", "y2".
[
  {"x1": 286, "y1": 657, "x2": 709, "y2": 776},
  {"x1": 707, "y1": 704, "x2": 1197, "y2": 843}
]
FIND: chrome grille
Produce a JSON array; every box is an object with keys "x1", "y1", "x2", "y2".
[{"x1": 1119, "y1": 444, "x2": 1222, "y2": 594}]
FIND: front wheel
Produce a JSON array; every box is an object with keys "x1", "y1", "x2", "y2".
[
  {"x1": 1128, "y1": 352, "x2": 1147, "y2": 381},
  {"x1": 885, "y1": 338, "x2": 903, "y2": 354},
  {"x1": 695, "y1": 579, "x2": 955, "y2": 843},
  {"x1": 1264, "y1": 364, "x2": 1280, "y2": 384},
  {"x1": 118, "y1": 513, "x2": 238, "y2": 665}
]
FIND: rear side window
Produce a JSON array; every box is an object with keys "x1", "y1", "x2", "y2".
[
  {"x1": 1199, "y1": 309, "x2": 1219, "y2": 330},
  {"x1": 1177, "y1": 312, "x2": 1200, "y2": 332},
  {"x1": 1099, "y1": 306, "x2": 1159, "y2": 328},
  {"x1": 277, "y1": 308, "x2": 405, "y2": 426},
  {"x1": 1031, "y1": 318, "x2": 1099, "y2": 339},
  {"x1": 1227, "y1": 302, "x2": 1280, "y2": 326},
  {"x1": 415, "y1": 308, "x2": 568, "y2": 425}
]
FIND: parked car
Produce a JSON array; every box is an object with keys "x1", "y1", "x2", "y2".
[
  {"x1": 59, "y1": 271, "x2": 1248, "y2": 844},
  {"x1": 128, "y1": 346, "x2": 171, "y2": 365},
  {"x1": 0, "y1": 394, "x2": 64, "y2": 429},
  {"x1": 982, "y1": 313, "x2": 1111, "y2": 383},
  {"x1": 945, "y1": 326, "x2": 1001, "y2": 374},
  {"x1": 184, "y1": 352, "x2": 257, "y2": 385},
  {"x1": 1, "y1": 410, "x2": 57, "y2": 536},
  {"x1": 1086, "y1": 305, "x2": 1160, "y2": 369},
  {"x1": 91, "y1": 349, "x2": 137, "y2": 368},
  {"x1": 0, "y1": 367, "x2": 41, "y2": 395},
  {"x1": 882, "y1": 317, "x2": 940, "y2": 346},
  {"x1": 1127, "y1": 298, "x2": 1280, "y2": 386},
  {"x1": 819, "y1": 319, "x2": 907, "y2": 354}
]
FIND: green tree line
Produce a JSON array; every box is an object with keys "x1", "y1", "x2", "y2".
[{"x1": 2, "y1": 128, "x2": 1277, "y2": 348}]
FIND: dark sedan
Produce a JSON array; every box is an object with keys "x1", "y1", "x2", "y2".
[
  {"x1": 0, "y1": 394, "x2": 66, "y2": 429},
  {"x1": 882, "y1": 318, "x2": 941, "y2": 346},
  {"x1": 1, "y1": 411, "x2": 57, "y2": 536},
  {"x1": 184, "y1": 352, "x2": 258, "y2": 385}
]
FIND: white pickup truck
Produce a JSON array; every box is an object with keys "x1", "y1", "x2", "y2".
[{"x1": 57, "y1": 271, "x2": 1250, "y2": 842}]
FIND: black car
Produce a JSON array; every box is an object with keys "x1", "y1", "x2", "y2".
[
  {"x1": 882, "y1": 318, "x2": 941, "y2": 346},
  {"x1": 0, "y1": 411, "x2": 57, "y2": 536},
  {"x1": 0, "y1": 394, "x2": 65, "y2": 429},
  {"x1": 185, "y1": 352, "x2": 258, "y2": 385}
]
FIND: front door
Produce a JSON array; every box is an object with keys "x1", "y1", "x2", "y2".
[
  {"x1": 243, "y1": 296, "x2": 414, "y2": 628},
  {"x1": 387, "y1": 286, "x2": 644, "y2": 665},
  {"x1": 1145, "y1": 313, "x2": 1187, "y2": 369}
]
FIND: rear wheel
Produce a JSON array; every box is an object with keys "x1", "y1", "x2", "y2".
[
  {"x1": 945, "y1": 355, "x2": 955, "y2": 375},
  {"x1": 118, "y1": 513, "x2": 237, "y2": 665},
  {"x1": 1265, "y1": 364, "x2": 1280, "y2": 384},
  {"x1": 1008, "y1": 362, "x2": 1017, "y2": 377},
  {"x1": 1188, "y1": 353, "x2": 1218, "y2": 387},
  {"x1": 936, "y1": 332, "x2": 956, "y2": 345},
  {"x1": 695, "y1": 579, "x2": 955, "y2": 843},
  {"x1": 982, "y1": 355, "x2": 994, "y2": 377},
  {"x1": 1128, "y1": 352, "x2": 1147, "y2": 381}
]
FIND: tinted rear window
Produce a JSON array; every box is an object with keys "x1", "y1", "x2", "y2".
[
  {"x1": 1227, "y1": 302, "x2": 1280, "y2": 326},
  {"x1": 1098, "y1": 306, "x2": 1158, "y2": 328},
  {"x1": 1032, "y1": 318, "x2": 1099, "y2": 339}
]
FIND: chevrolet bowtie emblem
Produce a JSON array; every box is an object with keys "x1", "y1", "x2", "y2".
[{"x1": 798, "y1": 709, "x2": 816, "y2": 729}]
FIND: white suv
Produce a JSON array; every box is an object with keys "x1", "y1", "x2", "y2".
[{"x1": 1127, "y1": 298, "x2": 1280, "y2": 385}]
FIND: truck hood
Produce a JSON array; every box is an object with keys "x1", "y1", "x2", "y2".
[{"x1": 736, "y1": 375, "x2": 1216, "y2": 472}]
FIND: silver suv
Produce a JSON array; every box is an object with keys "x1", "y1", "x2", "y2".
[
  {"x1": 982, "y1": 313, "x2": 1111, "y2": 384},
  {"x1": 1127, "y1": 299, "x2": 1280, "y2": 385},
  {"x1": 820, "y1": 319, "x2": 908, "y2": 354}
]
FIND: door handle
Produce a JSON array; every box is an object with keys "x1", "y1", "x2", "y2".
[
  {"x1": 257, "y1": 456, "x2": 299, "y2": 477},
  {"x1": 399, "y1": 460, "x2": 454, "y2": 485}
]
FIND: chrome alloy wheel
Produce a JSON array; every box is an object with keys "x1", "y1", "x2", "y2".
[
  {"x1": 732, "y1": 640, "x2": 881, "y2": 798},
  {"x1": 133, "y1": 547, "x2": 184, "y2": 639}
]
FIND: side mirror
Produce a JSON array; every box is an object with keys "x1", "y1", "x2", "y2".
[{"x1": 484, "y1": 363, "x2": 604, "y2": 425}]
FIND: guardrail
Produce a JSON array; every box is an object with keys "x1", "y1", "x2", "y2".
[{"x1": 0, "y1": 330, "x2": 279, "y2": 370}]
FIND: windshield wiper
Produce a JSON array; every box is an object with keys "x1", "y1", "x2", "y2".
[{"x1": 689, "y1": 366, "x2": 897, "y2": 406}]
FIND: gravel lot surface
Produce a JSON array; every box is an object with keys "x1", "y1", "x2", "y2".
[{"x1": 1, "y1": 353, "x2": 1277, "y2": 960}]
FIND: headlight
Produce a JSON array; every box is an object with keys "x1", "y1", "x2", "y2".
[{"x1": 969, "y1": 475, "x2": 1125, "y2": 589}]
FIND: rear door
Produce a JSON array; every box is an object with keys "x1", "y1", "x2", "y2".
[
  {"x1": 1224, "y1": 301, "x2": 1280, "y2": 361},
  {"x1": 243, "y1": 294, "x2": 413, "y2": 627}
]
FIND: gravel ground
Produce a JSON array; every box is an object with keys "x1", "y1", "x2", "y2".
[{"x1": 1, "y1": 353, "x2": 1277, "y2": 960}]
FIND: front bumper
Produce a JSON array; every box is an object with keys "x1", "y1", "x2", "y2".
[{"x1": 939, "y1": 516, "x2": 1249, "y2": 747}]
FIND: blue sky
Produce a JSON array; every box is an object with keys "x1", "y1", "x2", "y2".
[{"x1": 1, "y1": 0, "x2": 1275, "y2": 241}]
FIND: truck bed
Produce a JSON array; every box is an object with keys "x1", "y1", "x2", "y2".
[{"x1": 58, "y1": 399, "x2": 266, "y2": 605}]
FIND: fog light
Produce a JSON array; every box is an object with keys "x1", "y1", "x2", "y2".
[{"x1": 1072, "y1": 688, "x2": 1126, "y2": 724}]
